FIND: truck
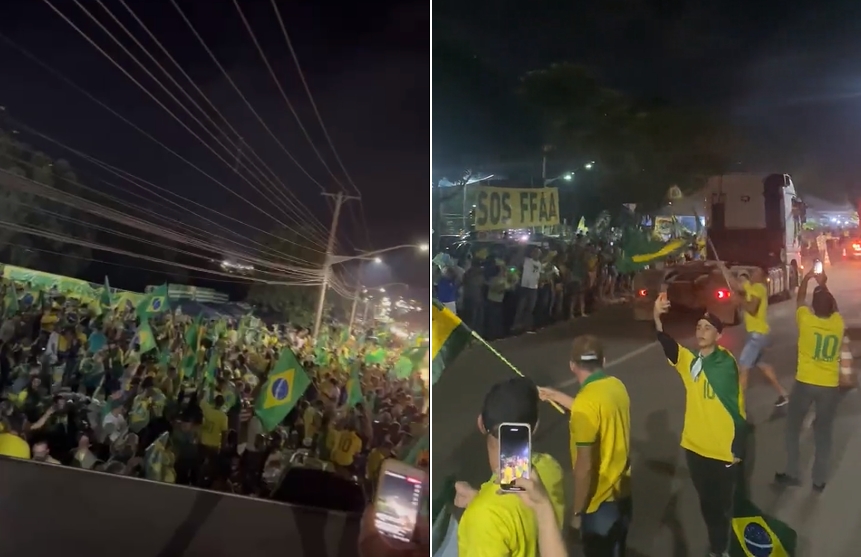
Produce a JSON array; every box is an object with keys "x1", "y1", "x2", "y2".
[{"x1": 632, "y1": 173, "x2": 804, "y2": 325}]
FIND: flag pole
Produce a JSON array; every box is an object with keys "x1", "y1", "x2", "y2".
[{"x1": 469, "y1": 331, "x2": 566, "y2": 414}]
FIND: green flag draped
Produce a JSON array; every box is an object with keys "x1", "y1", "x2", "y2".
[
  {"x1": 615, "y1": 227, "x2": 687, "y2": 274},
  {"x1": 135, "y1": 321, "x2": 157, "y2": 354}
]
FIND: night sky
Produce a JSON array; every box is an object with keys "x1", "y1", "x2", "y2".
[
  {"x1": 0, "y1": 0, "x2": 429, "y2": 294},
  {"x1": 434, "y1": 0, "x2": 861, "y2": 199}
]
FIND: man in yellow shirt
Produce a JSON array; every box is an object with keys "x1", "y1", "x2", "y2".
[
  {"x1": 330, "y1": 422, "x2": 363, "y2": 474},
  {"x1": 456, "y1": 377, "x2": 565, "y2": 557},
  {"x1": 199, "y1": 394, "x2": 228, "y2": 485},
  {"x1": 655, "y1": 296, "x2": 746, "y2": 557},
  {"x1": 776, "y1": 270, "x2": 844, "y2": 492},
  {"x1": 727, "y1": 267, "x2": 789, "y2": 405},
  {"x1": 539, "y1": 335, "x2": 631, "y2": 555},
  {"x1": 0, "y1": 413, "x2": 31, "y2": 460}
]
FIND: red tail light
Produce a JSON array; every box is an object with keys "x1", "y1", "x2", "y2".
[
  {"x1": 637, "y1": 288, "x2": 648, "y2": 297},
  {"x1": 715, "y1": 288, "x2": 731, "y2": 300}
]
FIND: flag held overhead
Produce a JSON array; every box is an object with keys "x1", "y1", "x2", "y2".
[{"x1": 431, "y1": 300, "x2": 472, "y2": 385}]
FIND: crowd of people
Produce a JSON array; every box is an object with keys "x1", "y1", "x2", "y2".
[
  {"x1": 433, "y1": 236, "x2": 639, "y2": 340},
  {"x1": 440, "y1": 257, "x2": 849, "y2": 557},
  {"x1": 0, "y1": 278, "x2": 430, "y2": 512}
]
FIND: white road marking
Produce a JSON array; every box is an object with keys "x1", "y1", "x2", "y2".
[{"x1": 555, "y1": 341, "x2": 659, "y2": 388}]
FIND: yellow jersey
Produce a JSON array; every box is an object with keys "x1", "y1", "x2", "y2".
[
  {"x1": 458, "y1": 453, "x2": 565, "y2": 557},
  {"x1": 330, "y1": 430, "x2": 362, "y2": 467},
  {"x1": 0, "y1": 433, "x2": 31, "y2": 459},
  {"x1": 569, "y1": 372, "x2": 631, "y2": 513},
  {"x1": 199, "y1": 401, "x2": 228, "y2": 449},
  {"x1": 743, "y1": 281, "x2": 770, "y2": 335},
  {"x1": 796, "y1": 306, "x2": 844, "y2": 387},
  {"x1": 673, "y1": 345, "x2": 745, "y2": 463}
]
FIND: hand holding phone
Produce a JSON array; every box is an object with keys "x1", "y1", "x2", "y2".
[
  {"x1": 373, "y1": 459, "x2": 426, "y2": 543},
  {"x1": 498, "y1": 423, "x2": 532, "y2": 492}
]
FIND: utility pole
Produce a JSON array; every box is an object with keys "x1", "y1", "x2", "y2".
[
  {"x1": 361, "y1": 298, "x2": 371, "y2": 324},
  {"x1": 348, "y1": 282, "x2": 362, "y2": 334},
  {"x1": 313, "y1": 191, "x2": 359, "y2": 339}
]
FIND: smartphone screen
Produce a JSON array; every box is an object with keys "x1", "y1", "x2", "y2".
[
  {"x1": 374, "y1": 465, "x2": 424, "y2": 542},
  {"x1": 814, "y1": 260, "x2": 823, "y2": 274},
  {"x1": 498, "y1": 423, "x2": 532, "y2": 492}
]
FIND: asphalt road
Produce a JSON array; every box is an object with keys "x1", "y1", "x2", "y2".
[{"x1": 432, "y1": 262, "x2": 861, "y2": 557}]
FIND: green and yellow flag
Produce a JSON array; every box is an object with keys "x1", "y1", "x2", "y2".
[
  {"x1": 730, "y1": 492, "x2": 796, "y2": 556},
  {"x1": 431, "y1": 300, "x2": 472, "y2": 385},
  {"x1": 254, "y1": 348, "x2": 311, "y2": 431},
  {"x1": 345, "y1": 360, "x2": 364, "y2": 407},
  {"x1": 136, "y1": 321, "x2": 157, "y2": 354},
  {"x1": 137, "y1": 284, "x2": 169, "y2": 318},
  {"x1": 100, "y1": 276, "x2": 112, "y2": 309}
]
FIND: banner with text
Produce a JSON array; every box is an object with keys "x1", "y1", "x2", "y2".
[{"x1": 474, "y1": 186, "x2": 560, "y2": 231}]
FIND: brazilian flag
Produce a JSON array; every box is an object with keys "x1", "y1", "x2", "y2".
[
  {"x1": 731, "y1": 498, "x2": 796, "y2": 556},
  {"x1": 135, "y1": 321, "x2": 158, "y2": 354},
  {"x1": 615, "y1": 227, "x2": 687, "y2": 274},
  {"x1": 345, "y1": 360, "x2": 364, "y2": 407},
  {"x1": 137, "y1": 284, "x2": 169, "y2": 318},
  {"x1": 253, "y1": 348, "x2": 311, "y2": 431},
  {"x1": 431, "y1": 300, "x2": 472, "y2": 385}
]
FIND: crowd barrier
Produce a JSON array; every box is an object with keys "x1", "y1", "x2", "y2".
[{"x1": 0, "y1": 456, "x2": 361, "y2": 557}]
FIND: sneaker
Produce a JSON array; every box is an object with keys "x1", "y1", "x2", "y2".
[
  {"x1": 813, "y1": 482, "x2": 826, "y2": 493},
  {"x1": 775, "y1": 395, "x2": 789, "y2": 407},
  {"x1": 774, "y1": 472, "x2": 801, "y2": 487}
]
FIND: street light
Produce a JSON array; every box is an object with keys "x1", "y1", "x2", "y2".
[
  {"x1": 544, "y1": 172, "x2": 574, "y2": 186},
  {"x1": 584, "y1": 161, "x2": 595, "y2": 170},
  {"x1": 315, "y1": 242, "x2": 428, "y2": 338}
]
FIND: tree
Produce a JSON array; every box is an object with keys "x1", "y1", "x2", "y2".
[
  {"x1": 244, "y1": 225, "x2": 325, "y2": 323},
  {"x1": 519, "y1": 64, "x2": 737, "y2": 220},
  {"x1": 0, "y1": 130, "x2": 94, "y2": 277}
]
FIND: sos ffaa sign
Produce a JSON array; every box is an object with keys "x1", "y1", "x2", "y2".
[{"x1": 474, "y1": 186, "x2": 560, "y2": 231}]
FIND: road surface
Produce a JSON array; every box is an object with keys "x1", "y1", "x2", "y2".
[{"x1": 432, "y1": 263, "x2": 861, "y2": 557}]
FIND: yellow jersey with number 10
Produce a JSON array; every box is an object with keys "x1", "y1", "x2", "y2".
[{"x1": 796, "y1": 306, "x2": 845, "y2": 387}]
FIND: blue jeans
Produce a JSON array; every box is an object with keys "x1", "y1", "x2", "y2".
[
  {"x1": 738, "y1": 332, "x2": 769, "y2": 368},
  {"x1": 580, "y1": 498, "x2": 632, "y2": 557}
]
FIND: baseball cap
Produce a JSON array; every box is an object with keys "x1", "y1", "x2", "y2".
[
  {"x1": 698, "y1": 313, "x2": 724, "y2": 333},
  {"x1": 570, "y1": 335, "x2": 605, "y2": 364},
  {"x1": 480, "y1": 377, "x2": 539, "y2": 437}
]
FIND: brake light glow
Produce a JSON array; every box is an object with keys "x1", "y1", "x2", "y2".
[
  {"x1": 853, "y1": 243, "x2": 861, "y2": 251},
  {"x1": 637, "y1": 289, "x2": 648, "y2": 297},
  {"x1": 715, "y1": 288, "x2": 731, "y2": 300}
]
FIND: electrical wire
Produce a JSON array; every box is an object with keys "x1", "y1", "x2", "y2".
[
  {"x1": 0, "y1": 219, "x2": 321, "y2": 285},
  {"x1": 5, "y1": 118, "x2": 323, "y2": 266},
  {"x1": 5, "y1": 199, "x2": 306, "y2": 281},
  {"x1": 267, "y1": 0, "x2": 376, "y2": 253},
  {"x1": 9, "y1": 120, "x2": 321, "y2": 265},
  {"x1": 95, "y1": 0, "x2": 332, "y2": 241},
  {"x1": 0, "y1": 33, "x2": 329, "y2": 252},
  {"x1": 168, "y1": 0, "x2": 329, "y2": 194},
  {"x1": 0, "y1": 242, "x2": 277, "y2": 286},
  {"x1": 42, "y1": 0, "x2": 328, "y2": 247},
  {"x1": 268, "y1": 0, "x2": 360, "y2": 197},
  {"x1": 66, "y1": 0, "x2": 327, "y2": 243},
  {"x1": 0, "y1": 164, "x2": 324, "y2": 278},
  {"x1": 233, "y1": 0, "x2": 343, "y2": 191}
]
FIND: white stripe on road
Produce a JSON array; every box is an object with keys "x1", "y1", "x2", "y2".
[{"x1": 554, "y1": 341, "x2": 659, "y2": 388}]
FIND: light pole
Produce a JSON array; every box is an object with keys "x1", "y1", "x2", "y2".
[{"x1": 312, "y1": 191, "x2": 359, "y2": 340}]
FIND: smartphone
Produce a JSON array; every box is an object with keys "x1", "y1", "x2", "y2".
[
  {"x1": 498, "y1": 422, "x2": 532, "y2": 492},
  {"x1": 374, "y1": 459, "x2": 426, "y2": 542},
  {"x1": 814, "y1": 260, "x2": 823, "y2": 275}
]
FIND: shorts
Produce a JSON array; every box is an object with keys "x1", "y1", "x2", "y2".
[{"x1": 738, "y1": 332, "x2": 769, "y2": 368}]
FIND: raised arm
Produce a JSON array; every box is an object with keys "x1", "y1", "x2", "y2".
[{"x1": 653, "y1": 296, "x2": 679, "y2": 364}]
